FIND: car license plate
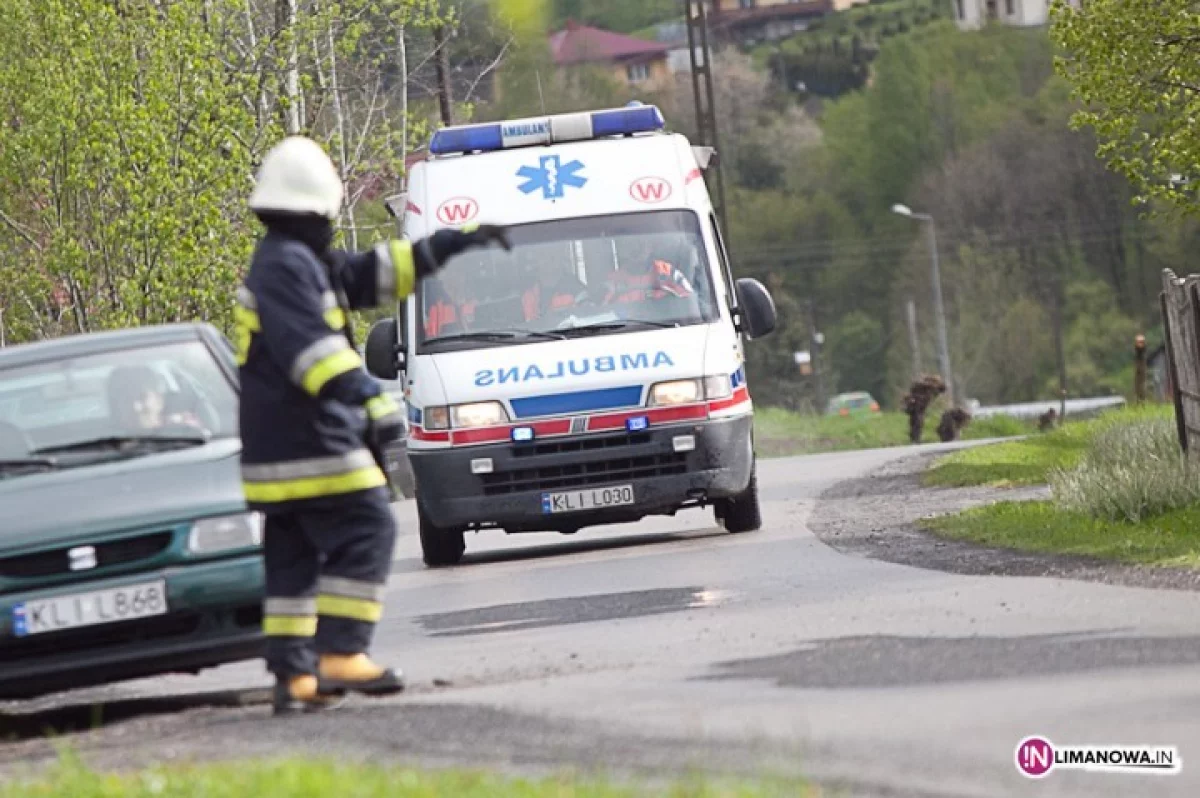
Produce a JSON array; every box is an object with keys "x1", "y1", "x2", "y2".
[
  {"x1": 541, "y1": 484, "x2": 635, "y2": 514},
  {"x1": 12, "y1": 580, "x2": 168, "y2": 637}
]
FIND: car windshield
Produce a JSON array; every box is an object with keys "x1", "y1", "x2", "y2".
[
  {"x1": 0, "y1": 340, "x2": 237, "y2": 471},
  {"x1": 416, "y1": 210, "x2": 719, "y2": 353}
]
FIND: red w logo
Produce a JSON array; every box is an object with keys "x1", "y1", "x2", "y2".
[
  {"x1": 629, "y1": 177, "x2": 672, "y2": 204},
  {"x1": 436, "y1": 197, "x2": 479, "y2": 225}
]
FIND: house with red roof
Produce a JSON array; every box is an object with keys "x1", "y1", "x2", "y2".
[{"x1": 548, "y1": 20, "x2": 675, "y2": 91}]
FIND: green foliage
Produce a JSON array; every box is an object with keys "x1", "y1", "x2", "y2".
[
  {"x1": 550, "y1": 0, "x2": 679, "y2": 35},
  {"x1": 826, "y1": 311, "x2": 886, "y2": 399},
  {"x1": 1051, "y1": 0, "x2": 1200, "y2": 216},
  {"x1": 0, "y1": 0, "x2": 260, "y2": 340},
  {"x1": 0, "y1": 757, "x2": 815, "y2": 798}
]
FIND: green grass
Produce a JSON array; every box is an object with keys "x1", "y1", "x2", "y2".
[
  {"x1": 922, "y1": 501, "x2": 1200, "y2": 570},
  {"x1": 922, "y1": 405, "x2": 1172, "y2": 488},
  {"x1": 921, "y1": 403, "x2": 1200, "y2": 569},
  {"x1": 0, "y1": 759, "x2": 817, "y2": 798},
  {"x1": 753, "y1": 406, "x2": 1028, "y2": 458}
]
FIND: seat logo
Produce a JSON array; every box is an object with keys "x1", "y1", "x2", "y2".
[
  {"x1": 630, "y1": 176, "x2": 671, "y2": 204},
  {"x1": 68, "y1": 545, "x2": 98, "y2": 571},
  {"x1": 436, "y1": 197, "x2": 478, "y2": 226}
]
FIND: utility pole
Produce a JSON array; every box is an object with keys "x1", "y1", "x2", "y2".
[
  {"x1": 906, "y1": 298, "x2": 920, "y2": 379},
  {"x1": 684, "y1": 0, "x2": 728, "y2": 239},
  {"x1": 892, "y1": 204, "x2": 954, "y2": 405},
  {"x1": 806, "y1": 299, "x2": 826, "y2": 411},
  {"x1": 433, "y1": 24, "x2": 454, "y2": 126}
]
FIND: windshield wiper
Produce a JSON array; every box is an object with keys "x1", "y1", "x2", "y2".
[
  {"x1": 32, "y1": 434, "x2": 209, "y2": 456},
  {"x1": 558, "y1": 320, "x2": 679, "y2": 337},
  {"x1": 425, "y1": 330, "x2": 566, "y2": 346}
]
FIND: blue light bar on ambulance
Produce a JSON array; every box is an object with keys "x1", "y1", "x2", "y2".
[{"x1": 429, "y1": 105, "x2": 666, "y2": 155}]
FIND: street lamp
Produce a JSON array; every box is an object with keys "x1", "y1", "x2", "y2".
[{"x1": 892, "y1": 203, "x2": 954, "y2": 404}]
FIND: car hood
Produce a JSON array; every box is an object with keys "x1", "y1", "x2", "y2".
[{"x1": 0, "y1": 438, "x2": 245, "y2": 552}]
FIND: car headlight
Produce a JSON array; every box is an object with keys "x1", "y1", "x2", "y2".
[
  {"x1": 188, "y1": 512, "x2": 263, "y2": 554},
  {"x1": 649, "y1": 379, "x2": 703, "y2": 406},
  {"x1": 450, "y1": 401, "x2": 509, "y2": 428},
  {"x1": 648, "y1": 375, "x2": 733, "y2": 406}
]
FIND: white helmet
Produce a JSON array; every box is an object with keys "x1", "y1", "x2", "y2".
[{"x1": 248, "y1": 136, "x2": 344, "y2": 220}]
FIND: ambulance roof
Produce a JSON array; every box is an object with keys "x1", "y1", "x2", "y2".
[{"x1": 407, "y1": 105, "x2": 712, "y2": 234}]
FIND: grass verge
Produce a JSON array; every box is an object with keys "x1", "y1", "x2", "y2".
[
  {"x1": 922, "y1": 405, "x2": 1171, "y2": 488},
  {"x1": 922, "y1": 502, "x2": 1200, "y2": 570},
  {"x1": 754, "y1": 407, "x2": 1028, "y2": 458},
  {"x1": 921, "y1": 403, "x2": 1200, "y2": 570},
  {"x1": 0, "y1": 759, "x2": 818, "y2": 798}
]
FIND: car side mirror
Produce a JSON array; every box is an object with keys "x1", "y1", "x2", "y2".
[
  {"x1": 365, "y1": 318, "x2": 403, "y2": 380},
  {"x1": 734, "y1": 278, "x2": 777, "y2": 340}
]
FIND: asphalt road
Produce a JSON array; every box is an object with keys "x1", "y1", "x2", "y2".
[{"x1": 4, "y1": 441, "x2": 1200, "y2": 797}]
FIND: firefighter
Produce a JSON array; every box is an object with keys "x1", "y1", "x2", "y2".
[
  {"x1": 235, "y1": 136, "x2": 510, "y2": 715},
  {"x1": 604, "y1": 240, "x2": 693, "y2": 304}
]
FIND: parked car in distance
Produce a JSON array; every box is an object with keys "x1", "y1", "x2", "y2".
[
  {"x1": 0, "y1": 323, "x2": 263, "y2": 699},
  {"x1": 825, "y1": 391, "x2": 881, "y2": 417}
]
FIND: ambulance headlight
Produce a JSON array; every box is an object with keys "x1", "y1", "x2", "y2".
[
  {"x1": 188, "y1": 512, "x2": 263, "y2": 554},
  {"x1": 424, "y1": 406, "x2": 451, "y2": 430},
  {"x1": 703, "y1": 375, "x2": 733, "y2": 401},
  {"x1": 450, "y1": 401, "x2": 509, "y2": 428},
  {"x1": 649, "y1": 379, "x2": 703, "y2": 406}
]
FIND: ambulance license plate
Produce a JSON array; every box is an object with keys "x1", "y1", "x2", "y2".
[
  {"x1": 541, "y1": 485, "x2": 635, "y2": 514},
  {"x1": 12, "y1": 580, "x2": 168, "y2": 637}
]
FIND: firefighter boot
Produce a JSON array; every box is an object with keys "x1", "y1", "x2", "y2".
[
  {"x1": 318, "y1": 653, "x2": 405, "y2": 696},
  {"x1": 272, "y1": 673, "x2": 347, "y2": 716}
]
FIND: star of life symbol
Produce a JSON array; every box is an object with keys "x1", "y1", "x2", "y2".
[{"x1": 517, "y1": 155, "x2": 586, "y2": 200}]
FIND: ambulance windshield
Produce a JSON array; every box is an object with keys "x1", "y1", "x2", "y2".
[{"x1": 417, "y1": 210, "x2": 719, "y2": 352}]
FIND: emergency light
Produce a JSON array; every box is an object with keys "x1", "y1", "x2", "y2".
[{"x1": 430, "y1": 105, "x2": 666, "y2": 155}]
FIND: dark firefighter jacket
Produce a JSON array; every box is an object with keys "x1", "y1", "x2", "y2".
[{"x1": 233, "y1": 232, "x2": 415, "y2": 510}]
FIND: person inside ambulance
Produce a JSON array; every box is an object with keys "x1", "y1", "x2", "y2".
[
  {"x1": 423, "y1": 266, "x2": 469, "y2": 338},
  {"x1": 521, "y1": 249, "x2": 586, "y2": 321},
  {"x1": 604, "y1": 237, "x2": 694, "y2": 306}
]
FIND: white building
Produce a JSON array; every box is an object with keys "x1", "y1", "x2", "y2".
[{"x1": 952, "y1": 0, "x2": 1078, "y2": 30}]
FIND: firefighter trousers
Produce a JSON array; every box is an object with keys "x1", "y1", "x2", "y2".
[{"x1": 261, "y1": 486, "x2": 397, "y2": 678}]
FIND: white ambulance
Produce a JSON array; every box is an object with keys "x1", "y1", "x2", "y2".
[{"x1": 365, "y1": 104, "x2": 777, "y2": 567}]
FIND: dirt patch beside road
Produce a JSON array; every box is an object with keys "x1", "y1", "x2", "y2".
[{"x1": 808, "y1": 452, "x2": 1200, "y2": 592}]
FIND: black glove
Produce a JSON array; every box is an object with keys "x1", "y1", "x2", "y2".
[{"x1": 414, "y1": 224, "x2": 512, "y2": 277}]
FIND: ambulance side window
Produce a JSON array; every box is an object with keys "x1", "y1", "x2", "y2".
[{"x1": 710, "y1": 214, "x2": 737, "y2": 312}]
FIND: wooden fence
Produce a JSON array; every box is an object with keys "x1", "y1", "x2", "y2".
[{"x1": 1159, "y1": 269, "x2": 1200, "y2": 457}]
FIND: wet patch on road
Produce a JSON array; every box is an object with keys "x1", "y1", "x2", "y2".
[
  {"x1": 706, "y1": 632, "x2": 1200, "y2": 689},
  {"x1": 809, "y1": 453, "x2": 1200, "y2": 592},
  {"x1": 414, "y1": 587, "x2": 729, "y2": 637}
]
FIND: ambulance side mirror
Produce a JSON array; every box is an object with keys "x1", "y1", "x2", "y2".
[
  {"x1": 734, "y1": 278, "x2": 777, "y2": 340},
  {"x1": 365, "y1": 318, "x2": 403, "y2": 380}
]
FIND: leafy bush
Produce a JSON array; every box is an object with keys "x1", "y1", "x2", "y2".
[{"x1": 1050, "y1": 415, "x2": 1200, "y2": 522}]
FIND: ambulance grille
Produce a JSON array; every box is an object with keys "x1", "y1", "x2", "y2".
[
  {"x1": 511, "y1": 432, "x2": 651, "y2": 458},
  {"x1": 480, "y1": 452, "x2": 688, "y2": 495}
]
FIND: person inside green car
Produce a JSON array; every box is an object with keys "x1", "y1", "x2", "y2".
[{"x1": 107, "y1": 365, "x2": 205, "y2": 434}]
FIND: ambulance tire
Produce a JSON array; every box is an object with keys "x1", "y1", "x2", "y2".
[
  {"x1": 417, "y1": 502, "x2": 466, "y2": 567},
  {"x1": 716, "y1": 462, "x2": 762, "y2": 534}
]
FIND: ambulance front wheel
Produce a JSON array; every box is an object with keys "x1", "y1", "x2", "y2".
[
  {"x1": 714, "y1": 461, "x2": 762, "y2": 534},
  {"x1": 417, "y1": 502, "x2": 466, "y2": 567}
]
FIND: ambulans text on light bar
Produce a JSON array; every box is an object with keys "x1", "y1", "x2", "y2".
[{"x1": 429, "y1": 105, "x2": 666, "y2": 155}]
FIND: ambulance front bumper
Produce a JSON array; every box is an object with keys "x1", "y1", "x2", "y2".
[{"x1": 409, "y1": 415, "x2": 753, "y2": 531}]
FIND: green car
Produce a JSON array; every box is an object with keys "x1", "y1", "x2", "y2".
[
  {"x1": 0, "y1": 323, "x2": 263, "y2": 699},
  {"x1": 825, "y1": 391, "x2": 881, "y2": 417}
]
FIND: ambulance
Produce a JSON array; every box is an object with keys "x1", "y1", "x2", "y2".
[{"x1": 364, "y1": 104, "x2": 777, "y2": 567}]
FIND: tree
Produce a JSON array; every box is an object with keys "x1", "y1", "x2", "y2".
[{"x1": 1052, "y1": 0, "x2": 1200, "y2": 216}]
